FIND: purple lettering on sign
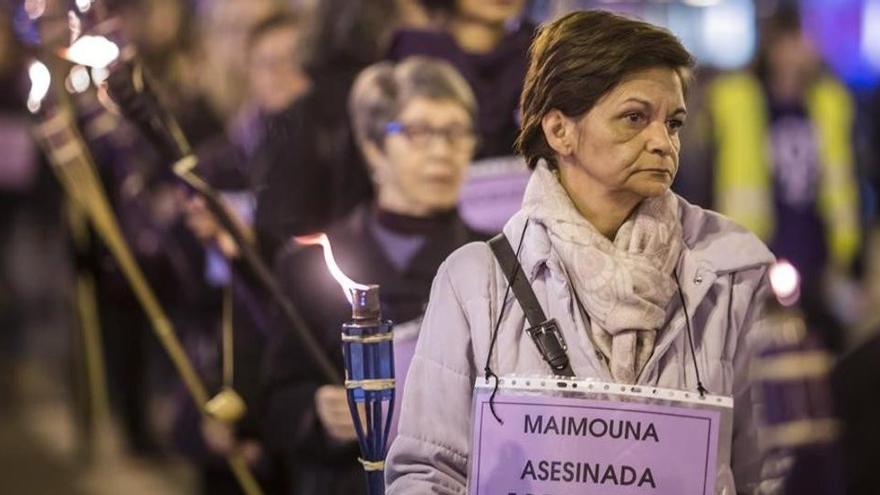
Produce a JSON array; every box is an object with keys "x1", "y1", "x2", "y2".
[{"x1": 468, "y1": 390, "x2": 722, "y2": 495}]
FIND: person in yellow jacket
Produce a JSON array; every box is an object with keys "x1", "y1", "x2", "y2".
[{"x1": 707, "y1": 7, "x2": 861, "y2": 339}]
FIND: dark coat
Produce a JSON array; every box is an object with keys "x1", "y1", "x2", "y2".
[
  {"x1": 832, "y1": 331, "x2": 880, "y2": 495},
  {"x1": 261, "y1": 204, "x2": 488, "y2": 495},
  {"x1": 386, "y1": 21, "x2": 535, "y2": 159},
  {"x1": 253, "y1": 71, "x2": 374, "y2": 260}
]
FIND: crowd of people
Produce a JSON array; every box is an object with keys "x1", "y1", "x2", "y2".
[{"x1": 1, "y1": 0, "x2": 880, "y2": 494}]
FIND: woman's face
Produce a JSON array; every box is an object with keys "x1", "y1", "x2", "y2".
[
  {"x1": 558, "y1": 67, "x2": 687, "y2": 203},
  {"x1": 373, "y1": 97, "x2": 475, "y2": 216},
  {"x1": 248, "y1": 25, "x2": 309, "y2": 113},
  {"x1": 456, "y1": 0, "x2": 526, "y2": 25},
  {"x1": 767, "y1": 31, "x2": 820, "y2": 87},
  {"x1": 132, "y1": 0, "x2": 184, "y2": 53}
]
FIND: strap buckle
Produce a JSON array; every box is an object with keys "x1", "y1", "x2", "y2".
[{"x1": 526, "y1": 319, "x2": 570, "y2": 373}]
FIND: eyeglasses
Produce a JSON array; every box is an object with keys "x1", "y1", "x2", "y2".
[{"x1": 385, "y1": 121, "x2": 477, "y2": 149}]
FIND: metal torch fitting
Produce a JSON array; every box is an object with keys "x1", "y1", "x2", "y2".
[{"x1": 350, "y1": 285, "x2": 381, "y2": 321}]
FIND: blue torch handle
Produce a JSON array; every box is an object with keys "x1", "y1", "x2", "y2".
[{"x1": 342, "y1": 319, "x2": 395, "y2": 495}]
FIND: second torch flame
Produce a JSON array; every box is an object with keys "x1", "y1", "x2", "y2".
[{"x1": 295, "y1": 233, "x2": 369, "y2": 304}]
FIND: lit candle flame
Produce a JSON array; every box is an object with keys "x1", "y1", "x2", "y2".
[
  {"x1": 28, "y1": 61, "x2": 51, "y2": 114},
  {"x1": 76, "y1": 0, "x2": 93, "y2": 13},
  {"x1": 296, "y1": 233, "x2": 368, "y2": 304},
  {"x1": 67, "y1": 65, "x2": 91, "y2": 93},
  {"x1": 63, "y1": 35, "x2": 120, "y2": 69}
]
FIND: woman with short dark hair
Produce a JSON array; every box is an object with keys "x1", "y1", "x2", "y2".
[{"x1": 386, "y1": 10, "x2": 777, "y2": 493}]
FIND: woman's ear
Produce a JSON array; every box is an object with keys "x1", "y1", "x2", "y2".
[
  {"x1": 360, "y1": 139, "x2": 388, "y2": 185},
  {"x1": 541, "y1": 109, "x2": 575, "y2": 157}
]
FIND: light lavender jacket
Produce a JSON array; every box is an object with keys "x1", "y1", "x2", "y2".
[{"x1": 385, "y1": 196, "x2": 778, "y2": 495}]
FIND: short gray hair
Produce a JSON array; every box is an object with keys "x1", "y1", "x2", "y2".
[{"x1": 349, "y1": 56, "x2": 477, "y2": 146}]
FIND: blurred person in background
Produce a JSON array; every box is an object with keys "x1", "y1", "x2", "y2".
[
  {"x1": 254, "y1": 0, "x2": 400, "y2": 257},
  {"x1": 261, "y1": 56, "x2": 488, "y2": 495},
  {"x1": 0, "y1": 4, "x2": 60, "y2": 397},
  {"x1": 869, "y1": 86, "x2": 880, "y2": 209},
  {"x1": 867, "y1": 86, "x2": 880, "y2": 316},
  {"x1": 168, "y1": 257, "x2": 284, "y2": 495},
  {"x1": 670, "y1": 66, "x2": 719, "y2": 210},
  {"x1": 707, "y1": 4, "x2": 861, "y2": 350},
  {"x1": 173, "y1": 9, "x2": 312, "y2": 494},
  {"x1": 240, "y1": 10, "x2": 311, "y2": 139},
  {"x1": 117, "y1": 0, "x2": 224, "y2": 145},
  {"x1": 193, "y1": 0, "x2": 279, "y2": 121},
  {"x1": 831, "y1": 309, "x2": 880, "y2": 493},
  {"x1": 387, "y1": 0, "x2": 535, "y2": 159},
  {"x1": 394, "y1": 0, "x2": 436, "y2": 28},
  {"x1": 195, "y1": 9, "x2": 312, "y2": 199},
  {"x1": 0, "y1": 6, "x2": 31, "y2": 380},
  {"x1": 67, "y1": 0, "x2": 228, "y2": 457}
]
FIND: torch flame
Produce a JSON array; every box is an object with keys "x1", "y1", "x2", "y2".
[
  {"x1": 296, "y1": 233, "x2": 368, "y2": 303},
  {"x1": 76, "y1": 0, "x2": 94, "y2": 13},
  {"x1": 28, "y1": 61, "x2": 51, "y2": 114},
  {"x1": 769, "y1": 260, "x2": 801, "y2": 306},
  {"x1": 63, "y1": 35, "x2": 120, "y2": 69}
]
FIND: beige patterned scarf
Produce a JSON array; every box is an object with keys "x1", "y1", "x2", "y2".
[{"x1": 522, "y1": 164, "x2": 683, "y2": 384}]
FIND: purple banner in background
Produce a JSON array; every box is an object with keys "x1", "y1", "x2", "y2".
[{"x1": 469, "y1": 390, "x2": 721, "y2": 495}]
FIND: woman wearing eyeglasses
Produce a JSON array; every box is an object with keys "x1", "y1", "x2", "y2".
[{"x1": 260, "y1": 56, "x2": 489, "y2": 495}]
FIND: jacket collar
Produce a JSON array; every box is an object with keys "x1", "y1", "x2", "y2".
[
  {"x1": 502, "y1": 194, "x2": 774, "y2": 385},
  {"x1": 502, "y1": 194, "x2": 775, "y2": 312}
]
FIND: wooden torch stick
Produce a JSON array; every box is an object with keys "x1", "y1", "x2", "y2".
[{"x1": 33, "y1": 93, "x2": 264, "y2": 495}]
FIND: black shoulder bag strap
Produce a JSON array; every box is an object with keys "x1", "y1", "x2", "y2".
[{"x1": 488, "y1": 233, "x2": 575, "y2": 377}]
